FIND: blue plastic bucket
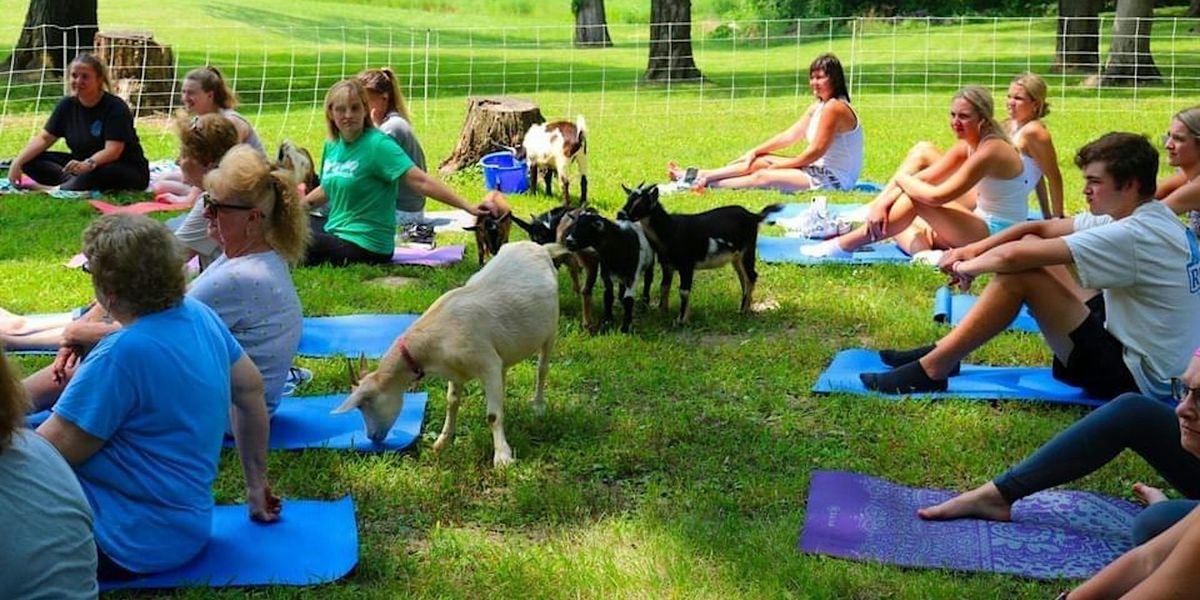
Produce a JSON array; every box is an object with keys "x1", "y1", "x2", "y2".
[{"x1": 480, "y1": 151, "x2": 529, "y2": 193}]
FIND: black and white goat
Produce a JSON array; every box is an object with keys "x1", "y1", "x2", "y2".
[
  {"x1": 562, "y1": 210, "x2": 654, "y2": 333},
  {"x1": 512, "y1": 206, "x2": 601, "y2": 329},
  {"x1": 520, "y1": 116, "x2": 588, "y2": 206},
  {"x1": 619, "y1": 183, "x2": 781, "y2": 323}
]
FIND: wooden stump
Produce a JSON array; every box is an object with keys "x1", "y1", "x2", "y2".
[
  {"x1": 94, "y1": 31, "x2": 175, "y2": 116},
  {"x1": 438, "y1": 96, "x2": 544, "y2": 175}
]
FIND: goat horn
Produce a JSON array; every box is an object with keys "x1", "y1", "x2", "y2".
[
  {"x1": 357, "y1": 353, "x2": 368, "y2": 379},
  {"x1": 345, "y1": 357, "x2": 359, "y2": 388}
]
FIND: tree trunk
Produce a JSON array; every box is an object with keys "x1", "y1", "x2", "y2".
[
  {"x1": 1187, "y1": 0, "x2": 1200, "y2": 18},
  {"x1": 1100, "y1": 0, "x2": 1162, "y2": 86},
  {"x1": 94, "y1": 32, "x2": 176, "y2": 116},
  {"x1": 644, "y1": 0, "x2": 703, "y2": 82},
  {"x1": 439, "y1": 96, "x2": 545, "y2": 175},
  {"x1": 574, "y1": 0, "x2": 613, "y2": 48},
  {"x1": 3, "y1": 0, "x2": 98, "y2": 75},
  {"x1": 1052, "y1": 0, "x2": 1103, "y2": 73}
]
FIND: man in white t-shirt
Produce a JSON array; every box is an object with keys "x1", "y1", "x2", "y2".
[{"x1": 862, "y1": 132, "x2": 1200, "y2": 400}]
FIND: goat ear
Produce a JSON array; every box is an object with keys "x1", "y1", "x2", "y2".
[
  {"x1": 510, "y1": 214, "x2": 533, "y2": 233},
  {"x1": 330, "y1": 394, "x2": 361, "y2": 414},
  {"x1": 345, "y1": 357, "x2": 361, "y2": 388},
  {"x1": 647, "y1": 185, "x2": 660, "y2": 202},
  {"x1": 499, "y1": 211, "x2": 512, "y2": 222}
]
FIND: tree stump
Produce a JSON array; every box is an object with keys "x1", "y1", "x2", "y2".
[
  {"x1": 94, "y1": 31, "x2": 175, "y2": 116},
  {"x1": 438, "y1": 96, "x2": 544, "y2": 175}
]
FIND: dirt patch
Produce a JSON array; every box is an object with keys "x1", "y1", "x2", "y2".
[{"x1": 370, "y1": 275, "x2": 418, "y2": 288}]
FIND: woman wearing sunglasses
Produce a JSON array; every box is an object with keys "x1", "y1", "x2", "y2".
[{"x1": 1057, "y1": 360, "x2": 1200, "y2": 598}]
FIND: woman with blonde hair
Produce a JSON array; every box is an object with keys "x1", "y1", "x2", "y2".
[
  {"x1": 8, "y1": 53, "x2": 149, "y2": 192},
  {"x1": 1156, "y1": 105, "x2": 1200, "y2": 236},
  {"x1": 0, "y1": 348, "x2": 97, "y2": 596},
  {"x1": 1005, "y1": 73, "x2": 1065, "y2": 219},
  {"x1": 173, "y1": 113, "x2": 243, "y2": 268},
  {"x1": 154, "y1": 65, "x2": 266, "y2": 202},
  {"x1": 303, "y1": 79, "x2": 489, "y2": 266},
  {"x1": 805, "y1": 85, "x2": 1027, "y2": 259},
  {"x1": 357, "y1": 67, "x2": 429, "y2": 225}
]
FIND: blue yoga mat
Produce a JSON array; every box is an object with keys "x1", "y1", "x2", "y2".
[
  {"x1": 799, "y1": 470, "x2": 1139, "y2": 580},
  {"x1": 298, "y1": 314, "x2": 419, "y2": 358},
  {"x1": 27, "y1": 393, "x2": 427, "y2": 451},
  {"x1": 852, "y1": 181, "x2": 884, "y2": 194},
  {"x1": 933, "y1": 287, "x2": 1039, "y2": 333},
  {"x1": 102, "y1": 497, "x2": 358, "y2": 590},
  {"x1": 758, "y1": 237, "x2": 910, "y2": 265},
  {"x1": 813, "y1": 348, "x2": 1106, "y2": 407}
]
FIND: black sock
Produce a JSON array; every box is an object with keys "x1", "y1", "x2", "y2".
[
  {"x1": 879, "y1": 345, "x2": 960, "y2": 376},
  {"x1": 860, "y1": 360, "x2": 949, "y2": 394},
  {"x1": 879, "y1": 344, "x2": 936, "y2": 367}
]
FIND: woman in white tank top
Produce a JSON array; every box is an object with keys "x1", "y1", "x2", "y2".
[
  {"x1": 805, "y1": 85, "x2": 1026, "y2": 260},
  {"x1": 666, "y1": 53, "x2": 863, "y2": 193},
  {"x1": 1157, "y1": 106, "x2": 1200, "y2": 237},
  {"x1": 1005, "y1": 73, "x2": 1064, "y2": 219}
]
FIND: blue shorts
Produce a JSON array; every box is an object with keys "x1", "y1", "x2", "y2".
[{"x1": 981, "y1": 215, "x2": 1019, "y2": 236}]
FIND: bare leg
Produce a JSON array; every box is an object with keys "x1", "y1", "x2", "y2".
[
  {"x1": 907, "y1": 200, "x2": 990, "y2": 252},
  {"x1": 705, "y1": 168, "x2": 817, "y2": 193},
  {"x1": 1, "y1": 328, "x2": 66, "y2": 350},
  {"x1": 919, "y1": 268, "x2": 1091, "y2": 379},
  {"x1": 1134, "y1": 483, "x2": 1170, "y2": 505}
]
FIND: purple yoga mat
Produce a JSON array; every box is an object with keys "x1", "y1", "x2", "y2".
[
  {"x1": 391, "y1": 244, "x2": 464, "y2": 266},
  {"x1": 799, "y1": 471, "x2": 1141, "y2": 580}
]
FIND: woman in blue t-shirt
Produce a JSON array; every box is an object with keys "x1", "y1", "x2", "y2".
[
  {"x1": 8, "y1": 53, "x2": 149, "y2": 193},
  {"x1": 302, "y1": 79, "x2": 489, "y2": 266}
]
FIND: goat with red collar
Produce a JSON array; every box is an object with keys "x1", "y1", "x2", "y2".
[
  {"x1": 332, "y1": 241, "x2": 559, "y2": 467},
  {"x1": 619, "y1": 183, "x2": 782, "y2": 323},
  {"x1": 520, "y1": 115, "x2": 588, "y2": 206}
]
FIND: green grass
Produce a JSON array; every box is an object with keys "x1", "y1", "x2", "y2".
[{"x1": 0, "y1": 2, "x2": 1193, "y2": 599}]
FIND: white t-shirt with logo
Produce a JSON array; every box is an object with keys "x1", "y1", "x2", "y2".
[{"x1": 1065, "y1": 200, "x2": 1200, "y2": 398}]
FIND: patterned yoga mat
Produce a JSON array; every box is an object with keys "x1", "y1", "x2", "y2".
[{"x1": 798, "y1": 470, "x2": 1141, "y2": 580}]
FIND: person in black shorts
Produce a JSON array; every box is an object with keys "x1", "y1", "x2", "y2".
[{"x1": 8, "y1": 53, "x2": 149, "y2": 192}]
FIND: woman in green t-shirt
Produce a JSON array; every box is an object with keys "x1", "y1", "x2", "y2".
[{"x1": 302, "y1": 79, "x2": 488, "y2": 266}]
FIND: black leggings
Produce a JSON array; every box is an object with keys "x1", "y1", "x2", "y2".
[
  {"x1": 24, "y1": 151, "x2": 149, "y2": 192},
  {"x1": 304, "y1": 214, "x2": 393, "y2": 267},
  {"x1": 993, "y1": 393, "x2": 1200, "y2": 542}
]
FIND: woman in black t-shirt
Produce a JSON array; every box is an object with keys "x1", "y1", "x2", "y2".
[{"x1": 9, "y1": 53, "x2": 149, "y2": 192}]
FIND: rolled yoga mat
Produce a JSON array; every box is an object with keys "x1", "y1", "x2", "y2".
[
  {"x1": 932, "y1": 287, "x2": 1039, "y2": 333},
  {"x1": 758, "y1": 237, "x2": 910, "y2": 265},
  {"x1": 798, "y1": 470, "x2": 1140, "y2": 580}
]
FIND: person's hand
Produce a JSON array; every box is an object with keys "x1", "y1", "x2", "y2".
[
  {"x1": 478, "y1": 190, "x2": 506, "y2": 216},
  {"x1": 947, "y1": 260, "x2": 976, "y2": 293},
  {"x1": 866, "y1": 201, "x2": 890, "y2": 241},
  {"x1": 60, "y1": 320, "x2": 91, "y2": 347},
  {"x1": 63, "y1": 159, "x2": 95, "y2": 176},
  {"x1": 8, "y1": 164, "x2": 24, "y2": 187},
  {"x1": 937, "y1": 246, "x2": 977, "y2": 275},
  {"x1": 247, "y1": 483, "x2": 282, "y2": 523},
  {"x1": 51, "y1": 345, "x2": 82, "y2": 385}
]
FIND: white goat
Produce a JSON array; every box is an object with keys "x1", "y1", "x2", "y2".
[
  {"x1": 521, "y1": 115, "x2": 588, "y2": 206},
  {"x1": 332, "y1": 241, "x2": 559, "y2": 467}
]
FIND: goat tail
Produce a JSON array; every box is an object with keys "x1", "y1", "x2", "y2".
[
  {"x1": 758, "y1": 203, "x2": 785, "y2": 222},
  {"x1": 575, "y1": 114, "x2": 587, "y2": 134}
]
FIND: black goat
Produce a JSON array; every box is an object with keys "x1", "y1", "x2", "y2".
[
  {"x1": 562, "y1": 210, "x2": 654, "y2": 333},
  {"x1": 512, "y1": 207, "x2": 601, "y2": 330},
  {"x1": 619, "y1": 183, "x2": 782, "y2": 323}
]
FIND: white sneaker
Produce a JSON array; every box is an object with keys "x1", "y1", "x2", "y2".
[
  {"x1": 910, "y1": 249, "x2": 945, "y2": 267},
  {"x1": 800, "y1": 239, "x2": 853, "y2": 259}
]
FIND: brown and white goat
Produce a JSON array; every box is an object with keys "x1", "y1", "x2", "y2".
[
  {"x1": 521, "y1": 116, "x2": 588, "y2": 206},
  {"x1": 277, "y1": 140, "x2": 319, "y2": 193},
  {"x1": 464, "y1": 190, "x2": 512, "y2": 266},
  {"x1": 512, "y1": 205, "x2": 601, "y2": 330},
  {"x1": 332, "y1": 241, "x2": 559, "y2": 467}
]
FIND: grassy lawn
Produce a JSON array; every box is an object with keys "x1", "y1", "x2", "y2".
[{"x1": 0, "y1": 2, "x2": 1194, "y2": 599}]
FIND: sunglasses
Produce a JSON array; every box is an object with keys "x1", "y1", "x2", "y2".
[
  {"x1": 202, "y1": 193, "x2": 256, "y2": 216},
  {"x1": 1171, "y1": 378, "x2": 1200, "y2": 408}
]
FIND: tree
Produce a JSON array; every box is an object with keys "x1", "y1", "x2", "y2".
[
  {"x1": 573, "y1": 0, "x2": 613, "y2": 48},
  {"x1": 1100, "y1": 0, "x2": 1161, "y2": 86},
  {"x1": 3, "y1": 0, "x2": 98, "y2": 74},
  {"x1": 643, "y1": 0, "x2": 703, "y2": 82},
  {"x1": 1052, "y1": 0, "x2": 1103, "y2": 73},
  {"x1": 1187, "y1": 0, "x2": 1200, "y2": 18}
]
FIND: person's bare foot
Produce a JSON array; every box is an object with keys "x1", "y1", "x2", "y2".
[
  {"x1": 918, "y1": 482, "x2": 1013, "y2": 521},
  {"x1": 667, "y1": 161, "x2": 685, "y2": 182},
  {"x1": 0, "y1": 310, "x2": 26, "y2": 334},
  {"x1": 1133, "y1": 482, "x2": 1169, "y2": 505}
]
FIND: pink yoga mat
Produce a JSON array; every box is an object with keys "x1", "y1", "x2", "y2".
[
  {"x1": 89, "y1": 200, "x2": 194, "y2": 215},
  {"x1": 392, "y1": 245, "x2": 464, "y2": 266}
]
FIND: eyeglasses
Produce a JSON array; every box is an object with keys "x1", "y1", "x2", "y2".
[
  {"x1": 1171, "y1": 378, "x2": 1199, "y2": 407},
  {"x1": 202, "y1": 193, "x2": 255, "y2": 216}
]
